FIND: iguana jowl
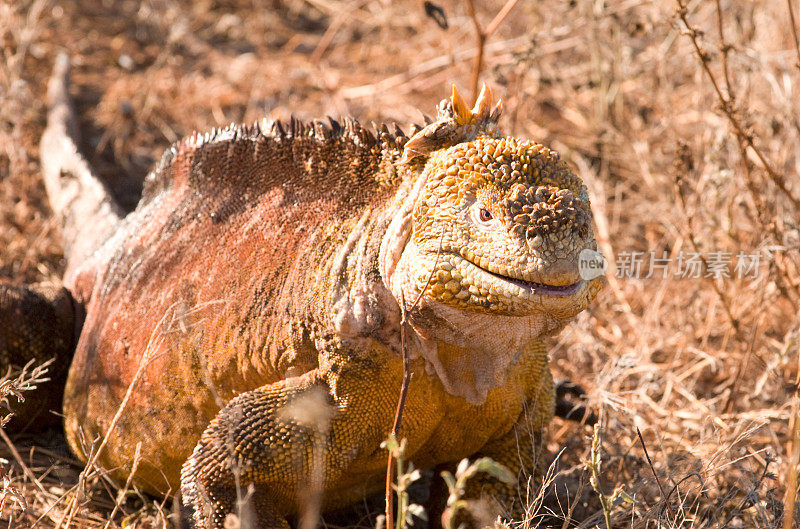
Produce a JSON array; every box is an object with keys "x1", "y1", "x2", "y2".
[{"x1": 1, "y1": 55, "x2": 603, "y2": 528}]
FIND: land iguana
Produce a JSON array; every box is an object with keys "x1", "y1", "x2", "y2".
[{"x1": 0, "y1": 55, "x2": 603, "y2": 528}]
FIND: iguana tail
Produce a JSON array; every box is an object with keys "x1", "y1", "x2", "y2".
[
  {"x1": 40, "y1": 53, "x2": 123, "y2": 278},
  {"x1": 0, "y1": 55, "x2": 116, "y2": 430}
]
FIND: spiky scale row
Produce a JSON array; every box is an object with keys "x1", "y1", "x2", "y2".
[{"x1": 181, "y1": 115, "x2": 412, "y2": 152}]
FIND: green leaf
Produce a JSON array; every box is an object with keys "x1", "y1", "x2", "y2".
[
  {"x1": 611, "y1": 487, "x2": 634, "y2": 504},
  {"x1": 403, "y1": 469, "x2": 422, "y2": 484},
  {"x1": 381, "y1": 433, "x2": 399, "y2": 452},
  {"x1": 406, "y1": 503, "x2": 428, "y2": 521},
  {"x1": 440, "y1": 471, "x2": 456, "y2": 492},
  {"x1": 472, "y1": 458, "x2": 515, "y2": 484},
  {"x1": 455, "y1": 458, "x2": 470, "y2": 477}
]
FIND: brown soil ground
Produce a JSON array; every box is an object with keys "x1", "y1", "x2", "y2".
[{"x1": 1, "y1": 0, "x2": 798, "y2": 527}]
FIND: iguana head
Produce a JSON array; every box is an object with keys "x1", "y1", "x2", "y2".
[
  {"x1": 386, "y1": 85, "x2": 603, "y2": 326},
  {"x1": 376, "y1": 85, "x2": 605, "y2": 403}
]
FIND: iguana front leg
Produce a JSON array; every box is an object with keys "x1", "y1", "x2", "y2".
[{"x1": 180, "y1": 353, "x2": 403, "y2": 529}]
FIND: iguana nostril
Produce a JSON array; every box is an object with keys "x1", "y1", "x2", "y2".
[{"x1": 534, "y1": 189, "x2": 548, "y2": 202}]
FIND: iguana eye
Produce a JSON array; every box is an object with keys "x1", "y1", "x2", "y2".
[{"x1": 469, "y1": 203, "x2": 497, "y2": 229}]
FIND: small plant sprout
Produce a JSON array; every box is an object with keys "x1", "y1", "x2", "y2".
[
  {"x1": 585, "y1": 421, "x2": 634, "y2": 529},
  {"x1": 381, "y1": 434, "x2": 427, "y2": 529},
  {"x1": 440, "y1": 457, "x2": 515, "y2": 529},
  {"x1": 0, "y1": 358, "x2": 53, "y2": 428}
]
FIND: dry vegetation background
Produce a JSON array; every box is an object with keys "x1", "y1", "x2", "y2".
[{"x1": 0, "y1": 0, "x2": 799, "y2": 527}]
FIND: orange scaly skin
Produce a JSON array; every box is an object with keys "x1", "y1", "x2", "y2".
[{"x1": 4, "y1": 75, "x2": 603, "y2": 528}]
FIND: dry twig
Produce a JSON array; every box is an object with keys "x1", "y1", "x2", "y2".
[
  {"x1": 464, "y1": 0, "x2": 520, "y2": 103},
  {"x1": 636, "y1": 427, "x2": 675, "y2": 517},
  {"x1": 784, "y1": 351, "x2": 800, "y2": 529},
  {"x1": 384, "y1": 230, "x2": 445, "y2": 528},
  {"x1": 675, "y1": 0, "x2": 800, "y2": 213},
  {"x1": 672, "y1": 153, "x2": 745, "y2": 340},
  {"x1": 786, "y1": 0, "x2": 800, "y2": 71}
]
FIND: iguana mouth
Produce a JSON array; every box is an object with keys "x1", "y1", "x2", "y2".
[
  {"x1": 462, "y1": 257, "x2": 583, "y2": 298},
  {"x1": 485, "y1": 269, "x2": 582, "y2": 297}
]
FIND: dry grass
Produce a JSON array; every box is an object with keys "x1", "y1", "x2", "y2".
[{"x1": 0, "y1": 0, "x2": 798, "y2": 527}]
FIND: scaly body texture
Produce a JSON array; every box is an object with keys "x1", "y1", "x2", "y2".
[{"x1": 1, "y1": 56, "x2": 602, "y2": 529}]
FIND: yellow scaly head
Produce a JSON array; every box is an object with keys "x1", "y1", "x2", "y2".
[{"x1": 398, "y1": 85, "x2": 604, "y2": 322}]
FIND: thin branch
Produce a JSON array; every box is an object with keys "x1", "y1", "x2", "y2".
[
  {"x1": 672, "y1": 173, "x2": 745, "y2": 340},
  {"x1": 636, "y1": 428, "x2": 675, "y2": 517},
  {"x1": 384, "y1": 291, "x2": 408, "y2": 529},
  {"x1": 723, "y1": 311, "x2": 763, "y2": 413},
  {"x1": 464, "y1": 0, "x2": 520, "y2": 103},
  {"x1": 56, "y1": 306, "x2": 172, "y2": 529},
  {"x1": 674, "y1": 0, "x2": 800, "y2": 213},
  {"x1": 786, "y1": 0, "x2": 800, "y2": 71},
  {"x1": 464, "y1": 0, "x2": 485, "y2": 105},
  {"x1": 784, "y1": 352, "x2": 800, "y2": 529},
  {"x1": 707, "y1": 2, "x2": 800, "y2": 304},
  {"x1": 310, "y1": 16, "x2": 344, "y2": 65},
  {"x1": 485, "y1": 0, "x2": 519, "y2": 36},
  {"x1": 0, "y1": 428, "x2": 48, "y2": 497},
  {"x1": 309, "y1": 0, "x2": 371, "y2": 64},
  {"x1": 384, "y1": 230, "x2": 445, "y2": 529},
  {"x1": 101, "y1": 442, "x2": 142, "y2": 529},
  {"x1": 713, "y1": 0, "x2": 733, "y2": 97}
]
